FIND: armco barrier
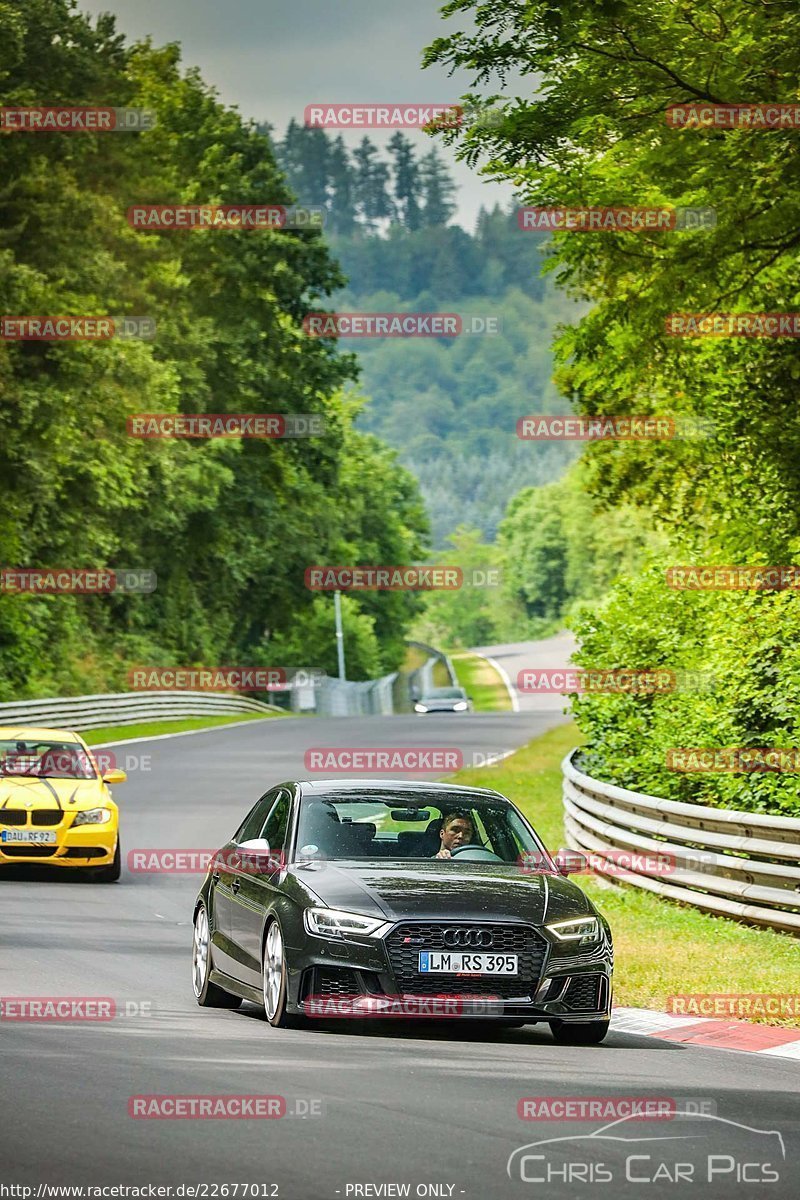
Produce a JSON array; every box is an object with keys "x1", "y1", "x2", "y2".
[
  {"x1": 306, "y1": 672, "x2": 398, "y2": 717},
  {"x1": 0, "y1": 691, "x2": 281, "y2": 732},
  {"x1": 562, "y1": 750, "x2": 800, "y2": 936}
]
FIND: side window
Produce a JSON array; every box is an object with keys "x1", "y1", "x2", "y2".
[
  {"x1": 260, "y1": 788, "x2": 291, "y2": 851},
  {"x1": 234, "y1": 789, "x2": 279, "y2": 844}
]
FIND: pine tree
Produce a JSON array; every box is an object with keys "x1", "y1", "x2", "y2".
[
  {"x1": 352, "y1": 137, "x2": 394, "y2": 231},
  {"x1": 328, "y1": 135, "x2": 357, "y2": 235},
  {"x1": 419, "y1": 148, "x2": 457, "y2": 227},
  {"x1": 388, "y1": 132, "x2": 422, "y2": 231}
]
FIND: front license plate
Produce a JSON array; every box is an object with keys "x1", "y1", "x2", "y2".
[
  {"x1": 418, "y1": 951, "x2": 518, "y2": 975},
  {"x1": 1, "y1": 830, "x2": 57, "y2": 844}
]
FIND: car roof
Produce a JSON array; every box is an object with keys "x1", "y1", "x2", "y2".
[
  {"x1": 297, "y1": 778, "x2": 505, "y2": 800},
  {"x1": 0, "y1": 726, "x2": 83, "y2": 742}
]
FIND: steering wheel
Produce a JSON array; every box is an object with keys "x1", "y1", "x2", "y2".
[{"x1": 448, "y1": 843, "x2": 504, "y2": 862}]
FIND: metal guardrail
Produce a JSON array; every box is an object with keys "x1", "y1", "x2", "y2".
[
  {"x1": 0, "y1": 691, "x2": 282, "y2": 732},
  {"x1": 307, "y1": 672, "x2": 398, "y2": 717},
  {"x1": 406, "y1": 641, "x2": 458, "y2": 698},
  {"x1": 562, "y1": 750, "x2": 800, "y2": 936}
]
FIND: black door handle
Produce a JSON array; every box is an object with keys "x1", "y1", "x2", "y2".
[{"x1": 231, "y1": 878, "x2": 241, "y2": 894}]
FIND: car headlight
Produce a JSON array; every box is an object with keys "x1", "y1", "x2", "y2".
[
  {"x1": 547, "y1": 916, "x2": 601, "y2": 944},
  {"x1": 304, "y1": 907, "x2": 387, "y2": 939},
  {"x1": 453, "y1": 701, "x2": 468, "y2": 711},
  {"x1": 72, "y1": 808, "x2": 112, "y2": 827},
  {"x1": 414, "y1": 703, "x2": 428, "y2": 713}
]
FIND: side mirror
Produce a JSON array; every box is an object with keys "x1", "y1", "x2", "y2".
[
  {"x1": 102, "y1": 769, "x2": 127, "y2": 784},
  {"x1": 555, "y1": 848, "x2": 587, "y2": 876},
  {"x1": 234, "y1": 838, "x2": 284, "y2": 874}
]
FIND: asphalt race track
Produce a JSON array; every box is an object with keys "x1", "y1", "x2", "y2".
[{"x1": 2, "y1": 705, "x2": 799, "y2": 1199}]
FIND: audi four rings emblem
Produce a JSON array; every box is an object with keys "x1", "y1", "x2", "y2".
[{"x1": 443, "y1": 928, "x2": 493, "y2": 948}]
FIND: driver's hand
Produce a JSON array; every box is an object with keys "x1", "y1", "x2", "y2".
[{"x1": 435, "y1": 848, "x2": 452, "y2": 859}]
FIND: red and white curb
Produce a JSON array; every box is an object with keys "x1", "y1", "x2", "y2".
[{"x1": 611, "y1": 1006, "x2": 800, "y2": 1057}]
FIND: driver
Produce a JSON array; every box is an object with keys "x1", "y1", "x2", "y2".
[{"x1": 433, "y1": 811, "x2": 475, "y2": 860}]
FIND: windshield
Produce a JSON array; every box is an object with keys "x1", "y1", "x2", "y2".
[
  {"x1": 0, "y1": 739, "x2": 97, "y2": 780},
  {"x1": 425, "y1": 688, "x2": 465, "y2": 699},
  {"x1": 293, "y1": 791, "x2": 554, "y2": 868}
]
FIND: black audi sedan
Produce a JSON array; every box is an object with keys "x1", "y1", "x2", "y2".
[{"x1": 192, "y1": 779, "x2": 613, "y2": 1042}]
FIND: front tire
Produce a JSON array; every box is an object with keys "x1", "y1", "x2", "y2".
[
  {"x1": 192, "y1": 903, "x2": 242, "y2": 1009},
  {"x1": 549, "y1": 1018, "x2": 610, "y2": 1045},
  {"x1": 262, "y1": 919, "x2": 296, "y2": 1027}
]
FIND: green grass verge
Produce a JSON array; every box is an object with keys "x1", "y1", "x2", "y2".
[
  {"x1": 448, "y1": 721, "x2": 800, "y2": 1027},
  {"x1": 450, "y1": 650, "x2": 513, "y2": 712},
  {"x1": 83, "y1": 711, "x2": 284, "y2": 745},
  {"x1": 403, "y1": 645, "x2": 428, "y2": 673},
  {"x1": 432, "y1": 658, "x2": 451, "y2": 687}
]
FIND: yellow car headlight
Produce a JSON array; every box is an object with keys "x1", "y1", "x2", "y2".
[{"x1": 73, "y1": 807, "x2": 112, "y2": 827}]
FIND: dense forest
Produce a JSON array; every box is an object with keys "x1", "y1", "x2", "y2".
[
  {"x1": 268, "y1": 123, "x2": 578, "y2": 544},
  {"x1": 425, "y1": 0, "x2": 800, "y2": 814},
  {"x1": 0, "y1": 0, "x2": 429, "y2": 696}
]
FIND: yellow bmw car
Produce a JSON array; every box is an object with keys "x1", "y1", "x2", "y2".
[{"x1": 0, "y1": 726, "x2": 125, "y2": 881}]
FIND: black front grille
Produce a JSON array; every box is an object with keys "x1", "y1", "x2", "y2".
[
  {"x1": 63, "y1": 847, "x2": 106, "y2": 859},
  {"x1": 0, "y1": 845, "x2": 58, "y2": 858},
  {"x1": 562, "y1": 974, "x2": 603, "y2": 1012},
  {"x1": 385, "y1": 922, "x2": 547, "y2": 999},
  {"x1": 31, "y1": 811, "x2": 63, "y2": 827},
  {"x1": 0, "y1": 811, "x2": 26, "y2": 826}
]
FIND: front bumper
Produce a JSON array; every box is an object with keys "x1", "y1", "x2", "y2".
[
  {"x1": 0, "y1": 821, "x2": 118, "y2": 867},
  {"x1": 287, "y1": 918, "x2": 613, "y2": 1022}
]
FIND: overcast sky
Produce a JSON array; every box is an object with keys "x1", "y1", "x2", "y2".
[{"x1": 78, "y1": 0, "x2": 519, "y2": 230}]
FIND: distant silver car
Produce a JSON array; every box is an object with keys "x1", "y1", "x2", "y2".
[{"x1": 414, "y1": 687, "x2": 472, "y2": 714}]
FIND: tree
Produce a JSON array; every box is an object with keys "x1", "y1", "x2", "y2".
[
  {"x1": 419, "y1": 148, "x2": 457, "y2": 227},
  {"x1": 352, "y1": 137, "x2": 394, "y2": 230},
  {"x1": 0, "y1": 0, "x2": 428, "y2": 697},
  {"x1": 387, "y1": 132, "x2": 422, "y2": 231},
  {"x1": 424, "y1": 0, "x2": 800, "y2": 810},
  {"x1": 328, "y1": 135, "x2": 357, "y2": 235}
]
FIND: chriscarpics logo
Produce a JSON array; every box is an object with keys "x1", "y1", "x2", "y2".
[{"x1": 507, "y1": 1111, "x2": 787, "y2": 1188}]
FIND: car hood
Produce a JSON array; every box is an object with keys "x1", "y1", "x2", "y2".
[
  {"x1": 418, "y1": 700, "x2": 461, "y2": 710},
  {"x1": 287, "y1": 860, "x2": 593, "y2": 926},
  {"x1": 0, "y1": 776, "x2": 110, "y2": 812}
]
